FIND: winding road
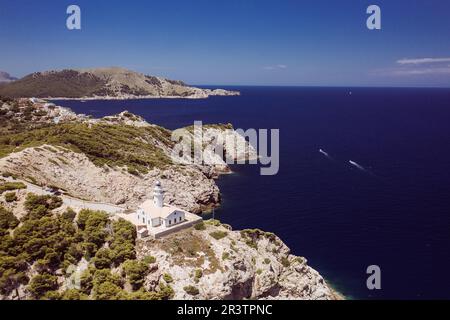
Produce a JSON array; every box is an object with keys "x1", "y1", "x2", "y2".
[{"x1": 3, "y1": 177, "x2": 125, "y2": 214}]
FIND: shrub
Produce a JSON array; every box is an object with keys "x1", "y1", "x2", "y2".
[
  {"x1": 126, "y1": 289, "x2": 161, "y2": 300},
  {"x1": 281, "y1": 257, "x2": 291, "y2": 268},
  {"x1": 163, "y1": 273, "x2": 173, "y2": 283},
  {"x1": 222, "y1": 252, "x2": 230, "y2": 260},
  {"x1": 24, "y1": 193, "x2": 62, "y2": 219},
  {"x1": 127, "y1": 167, "x2": 139, "y2": 176},
  {"x1": 122, "y1": 260, "x2": 148, "y2": 290},
  {"x1": 110, "y1": 219, "x2": 136, "y2": 265},
  {"x1": 1, "y1": 172, "x2": 17, "y2": 179},
  {"x1": 209, "y1": 231, "x2": 228, "y2": 240},
  {"x1": 80, "y1": 268, "x2": 94, "y2": 295},
  {"x1": 0, "y1": 182, "x2": 26, "y2": 194},
  {"x1": 143, "y1": 255, "x2": 156, "y2": 265},
  {"x1": 263, "y1": 258, "x2": 271, "y2": 264},
  {"x1": 0, "y1": 206, "x2": 19, "y2": 230},
  {"x1": 0, "y1": 122, "x2": 173, "y2": 173},
  {"x1": 94, "y1": 281, "x2": 123, "y2": 300},
  {"x1": 194, "y1": 221, "x2": 206, "y2": 230},
  {"x1": 92, "y1": 268, "x2": 123, "y2": 289},
  {"x1": 0, "y1": 268, "x2": 28, "y2": 296},
  {"x1": 158, "y1": 283, "x2": 174, "y2": 300},
  {"x1": 92, "y1": 248, "x2": 114, "y2": 269},
  {"x1": 28, "y1": 273, "x2": 58, "y2": 298},
  {"x1": 62, "y1": 208, "x2": 76, "y2": 222},
  {"x1": 194, "y1": 269, "x2": 203, "y2": 281},
  {"x1": 61, "y1": 289, "x2": 89, "y2": 300},
  {"x1": 205, "y1": 219, "x2": 221, "y2": 227},
  {"x1": 4, "y1": 192, "x2": 17, "y2": 202},
  {"x1": 245, "y1": 239, "x2": 258, "y2": 250},
  {"x1": 183, "y1": 285, "x2": 199, "y2": 296}
]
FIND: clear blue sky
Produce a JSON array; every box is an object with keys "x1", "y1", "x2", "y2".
[{"x1": 1, "y1": 0, "x2": 449, "y2": 86}]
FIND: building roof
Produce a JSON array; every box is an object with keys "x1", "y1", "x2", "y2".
[{"x1": 139, "y1": 200, "x2": 186, "y2": 219}]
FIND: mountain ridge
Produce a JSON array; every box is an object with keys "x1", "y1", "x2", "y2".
[{"x1": 0, "y1": 67, "x2": 239, "y2": 99}]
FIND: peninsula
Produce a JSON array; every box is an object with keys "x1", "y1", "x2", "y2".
[{"x1": 0, "y1": 67, "x2": 239, "y2": 100}]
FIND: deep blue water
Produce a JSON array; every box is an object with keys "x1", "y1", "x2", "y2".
[{"x1": 54, "y1": 87, "x2": 450, "y2": 299}]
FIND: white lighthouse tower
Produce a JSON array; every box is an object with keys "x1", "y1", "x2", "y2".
[{"x1": 153, "y1": 180, "x2": 164, "y2": 208}]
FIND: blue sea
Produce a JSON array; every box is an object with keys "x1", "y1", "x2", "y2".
[{"x1": 54, "y1": 87, "x2": 450, "y2": 299}]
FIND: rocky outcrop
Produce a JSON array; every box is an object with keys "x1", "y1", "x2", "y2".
[
  {"x1": 0, "y1": 146, "x2": 220, "y2": 213},
  {"x1": 136, "y1": 222, "x2": 341, "y2": 300},
  {"x1": 0, "y1": 99, "x2": 257, "y2": 213},
  {"x1": 0, "y1": 67, "x2": 239, "y2": 99}
]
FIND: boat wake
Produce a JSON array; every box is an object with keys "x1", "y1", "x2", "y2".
[
  {"x1": 349, "y1": 160, "x2": 366, "y2": 171},
  {"x1": 319, "y1": 149, "x2": 332, "y2": 160}
]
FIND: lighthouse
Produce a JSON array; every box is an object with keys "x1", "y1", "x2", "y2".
[{"x1": 153, "y1": 180, "x2": 164, "y2": 208}]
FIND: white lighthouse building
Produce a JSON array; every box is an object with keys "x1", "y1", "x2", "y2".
[{"x1": 136, "y1": 181, "x2": 187, "y2": 232}]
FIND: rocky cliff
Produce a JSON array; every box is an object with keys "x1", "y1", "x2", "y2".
[
  {"x1": 137, "y1": 221, "x2": 341, "y2": 300},
  {"x1": 0, "y1": 98, "x2": 255, "y2": 213},
  {"x1": 0, "y1": 188, "x2": 340, "y2": 300},
  {"x1": 0, "y1": 97, "x2": 342, "y2": 301}
]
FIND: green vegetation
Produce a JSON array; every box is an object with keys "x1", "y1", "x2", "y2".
[
  {"x1": 0, "y1": 70, "x2": 108, "y2": 99},
  {"x1": 0, "y1": 122, "x2": 173, "y2": 173},
  {"x1": 109, "y1": 218, "x2": 137, "y2": 264},
  {"x1": 245, "y1": 239, "x2": 258, "y2": 250},
  {"x1": 143, "y1": 255, "x2": 156, "y2": 265},
  {"x1": 281, "y1": 257, "x2": 291, "y2": 268},
  {"x1": 241, "y1": 229, "x2": 277, "y2": 242},
  {"x1": 158, "y1": 283, "x2": 175, "y2": 300},
  {"x1": 183, "y1": 285, "x2": 199, "y2": 296},
  {"x1": 1, "y1": 172, "x2": 17, "y2": 179},
  {"x1": 61, "y1": 289, "x2": 89, "y2": 300},
  {"x1": 92, "y1": 248, "x2": 114, "y2": 269},
  {"x1": 122, "y1": 260, "x2": 149, "y2": 290},
  {"x1": 61, "y1": 208, "x2": 76, "y2": 222},
  {"x1": 28, "y1": 273, "x2": 58, "y2": 299},
  {"x1": 209, "y1": 231, "x2": 228, "y2": 240},
  {"x1": 4, "y1": 192, "x2": 17, "y2": 203},
  {"x1": 205, "y1": 219, "x2": 221, "y2": 227},
  {"x1": 23, "y1": 193, "x2": 63, "y2": 220},
  {"x1": 0, "y1": 197, "x2": 161, "y2": 300},
  {"x1": 194, "y1": 221, "x2": 206, "y2": 230},
  {"x1": 0, "y1": 207, "x2": 19, "y2": 231},
  {"x1": 163, "y1": 273, "x2": 173, "y2": 283},
  {"x1": 263, "y1": 258, "x2": 271, "y2": 265},
  {"x1": 92, "y1": 268, "x2": 125, "y2": 300},
  {"x1": 194, "y1": 269, "x2": 203, "y2": 283},
  {"x1": 240, "y1": 229, "x2": 278, "y2": 251},
  {"x1": 0, "y1": 182, "x2": 26, "y2": 194},
  {"x1": 222, "y1": 252, "x2": 230, "y2": 260}
]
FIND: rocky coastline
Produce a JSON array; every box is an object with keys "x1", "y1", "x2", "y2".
[{"x1": 0, "y1": 96, "x2": 342, "y2": 300}]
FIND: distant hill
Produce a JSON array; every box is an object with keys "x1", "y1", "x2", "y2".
[
  {"x1": 0, "y1": 67, "x2": 238, "y2": 99},
  {"x1": 0, "y1": 71, "x2": 18, "y2": 83}
]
